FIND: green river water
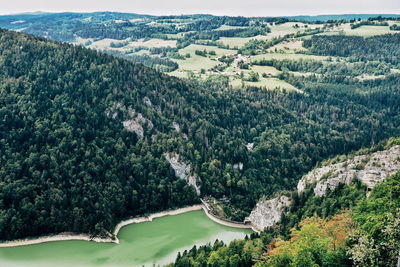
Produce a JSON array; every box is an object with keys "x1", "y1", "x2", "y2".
[{"x1": 0, "y1": 210, "x2": 252, "y2": 267}]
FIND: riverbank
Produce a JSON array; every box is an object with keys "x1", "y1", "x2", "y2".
[
  {"x1": 0, "y1": 233, "x2": 116, "y2": 248},
  {"x1": 112, "y1": 204, "x2": 203, "y2": 239},
  {"x1": 0, "y1": 201, "x2": 257, "y2": 248},
  {"x1": 200, "y1": 199, "x2": 260, "y2": 233},
  {"x1": 0, "y1": 205, "x2": 204, "y2": 248}
]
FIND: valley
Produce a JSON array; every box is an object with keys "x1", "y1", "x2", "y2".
[{"x1": 0, "y1": 10, "x2": 399, "y2": 267}]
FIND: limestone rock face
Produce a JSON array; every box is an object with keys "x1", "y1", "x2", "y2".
[
  {"x1": 297, "y1": 145, "x2": 400, "y2": 196},
  {"x1": 122, "y1": 108, "x2": 153, "y2": 139},
  {"x1": 172, "y1": 122, "x2": 181, "y2": 133},
  {"x1": 245, "y1": 195, "x2": 291, "y2": 231},
  {"x1": 171, "y1": 122, "x2": 188, "y2": 140},
  {"x1": 246, "y1": 145, "x2": 400, "y2": 231},
  {"x1": 143, "y1": 96, "x2": 152, "y2": 107},
  {"x1": 164, "y1": 152, "x2": 201, "y2": 195},
  {"x1": 246, "y1": 143, "x2": 254, "y2": 151},
  {"x1": 106, "y1": 102, "x2": 153, "y2": 139}
]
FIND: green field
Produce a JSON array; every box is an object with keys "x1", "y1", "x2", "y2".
[
  {"x1": 289, "y1": 71, "x2": 321, "y2": 77},
  {"x1": 391, "y1": 69, "x2": 400, "y2": 74},
  {"x1": 218, "y1": 35, "x2": 271, "y2": 49},
  {"x1": 163, "y1": 31, "x2": 196, "y2": 39},
  {"x1": 250, "y1": 65, "x2": 281, "y2": 76},
  {"x1": 214, "y1": 25, "x2": 247, "y2": 31},
  {"x1": 169, "y1": 70, "x2": 192, "y2": 78},
  {"x1": 229, "y1": 76, "x2": 300, "y2": 92},
  {"x1": 172, "y1": 44, "x2": 237, "y2": 72},
  {"x1": 267, "y1": 40, "x2": 307, "y2": 53},
  {"x1": 251, "y1": 52, "x2": 330, "y2": 62},
  {"x1": 89, "y1": 38, "x2": 177, "y2": 51},
  {"x1": 269, "y1": 22, "x2": 322, "y2": 37},
  {"x1": 173, "y1": 57, "x2": 218, "y2": 71},
  {"x1": 217, "y1": 22, "x2": 322, "y2": 49},
  {"x1": 178, "y1": 44, "x2": 237, "y2": 57},
  {"x1": 320, "y1": 23, "x2": 393, "y2": 37},
  {"x1": 131, "y1": 49, "x2": 150, "y2": 55}
]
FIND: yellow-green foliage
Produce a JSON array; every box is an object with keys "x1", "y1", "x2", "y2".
[{"x1": 264, "y1": 213, "x2": 353, "y2": 267}]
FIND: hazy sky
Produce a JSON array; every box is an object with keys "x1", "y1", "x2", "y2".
[{"x1": 2, "y1": 0, "x2": 400, "y2": 17}]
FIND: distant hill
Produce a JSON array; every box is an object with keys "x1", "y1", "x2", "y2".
[
  {"x1": 286, "y1": 13, "x2": 400, "y2": 22},
  {"x1": 0, "y1": 11, "x2": 151, "y2": 22},
  {"x1": 0, "y1": 11, "x2": 399, "y2": 43},
  {"x1": 0, "y1": 12, "x2": 153, "y2": 41}
]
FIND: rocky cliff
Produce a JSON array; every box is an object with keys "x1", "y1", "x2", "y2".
[
  {"x1": 244, "y1": 195, "x2": 291, "y2": 231},
  {"x1": 297, "y1": 145, "x2": 400, "y2": 196},
  {"x1": 164, "y1": 152, "x2": 201, "y2": 195},
  {"x1": 106, "y1": 102, "x2": 153, "y2": 138},
  {"x1": 246, "y1": 144, "x2": 400, "y2": 231}
]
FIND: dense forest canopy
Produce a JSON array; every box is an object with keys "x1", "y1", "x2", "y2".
[
  {"x1": 0, "y1": 24, "x2": 400, "y2": 242},
  {"x1": 0, "y1": 28, "x2": 199, "y2": 240},
  {"x1": 303, "y1": 34, "x2": 400, "y2": 67}
]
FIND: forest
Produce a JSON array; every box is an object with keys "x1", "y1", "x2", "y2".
[
  {"x1": 303, "y1": 34, "x2": 400, "y2": 67},
  {"x1": 0, "y1": 26, "x2": 400, "y2": 242},
  {"x1": 0, "y1": 29, "x2": 199, "y2": 240},
  {"x1": 104, "y1": 50, "x2": 179, "y2": 72},
  {"x1": 171, "y1": 169, "x2": 400, "y2": 267}
]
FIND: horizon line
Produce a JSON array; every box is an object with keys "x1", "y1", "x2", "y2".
[{"x1": 1, "y1": 10, "x2": 400, "y2": 18}]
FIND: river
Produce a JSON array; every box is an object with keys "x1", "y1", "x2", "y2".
[{"x1": 0, "y1": 210, "x2": 252, "y2": 267}]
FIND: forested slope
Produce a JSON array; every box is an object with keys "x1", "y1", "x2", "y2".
[
  {"x1": 304, "y1": 34, "x2": 400, "y2": 67},
  {"x1": 1, "y1": 29, "x2": 400, "y2": 241},
  {"x1": 171, "y1": 142, "x2": 400, "y2": 267},
  {"x1": 0, "y1": 29, "x2": 199, "y2": 240}
]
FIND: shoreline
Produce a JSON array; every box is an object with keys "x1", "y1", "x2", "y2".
[
  {"x1": 0, "y1": 233, "x2": 116, "y2": 248},
  {"x1": 112, "y1": 204, "x2": 204, "y2": 239},
  {"x1": 0, "y1": 202, "x2": 256, "y2": 248},
  {"x1": 200, "y1": 199, "x2": 259, "y2": 233}
]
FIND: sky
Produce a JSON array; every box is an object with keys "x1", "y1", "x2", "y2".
[{"x1": 1, "y1": 0, "x2": 400, "y2": 17}]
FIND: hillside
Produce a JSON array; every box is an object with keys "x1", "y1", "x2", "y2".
[
  {"x1": 172, "y1": 139, "x2": 400, "y2": 266},
  {"x1": 0, "y1": 28, "x2": 200, "y2": 240},
  {"x1": 247, "y1": 139, "x2": 400, "y2": 231},
  {"x1": 0, "y1": 12, "x2": 152, "y2": 41},
  {"x1": 1, "y1": 26, "x2": 400, "y2": 242},
  {"x1": 287, "y1": 14, "x2": 400, "y2": 22}
]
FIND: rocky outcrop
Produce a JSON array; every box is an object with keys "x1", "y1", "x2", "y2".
[
  {"x1": 246, "y1": 143, "x2": 254, "y2": 151},
  {"x1": 106, "y1": 102, "x2": 153, "y2": 139},
  {"x1": 172, "y1": 122, "x2": 188, "y2": 140},
  {"x1": 245, "y1": 195, "x2": 291, "y2": 231},
  {"x1": 233, "y1": 162, "x2": 244, "y2": 170},
  {"x1": 164, "y1": 152, "x2": 201, "y2": 195},
  {"x1": 246, "y1": 144, "x2": 400, "y2": 231},
  {"x1": 122, "y1": 109, "x2": 153, "y2": 138},
  {"x1": 172, "y1": 122, "x2": 181, "y2": 133},
  {"x1": 143, "y1": 96, "x2": 152, "y2": 107},
  {"x1": 297, "y1": 145, "x2": 400, "y2": 196}
]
